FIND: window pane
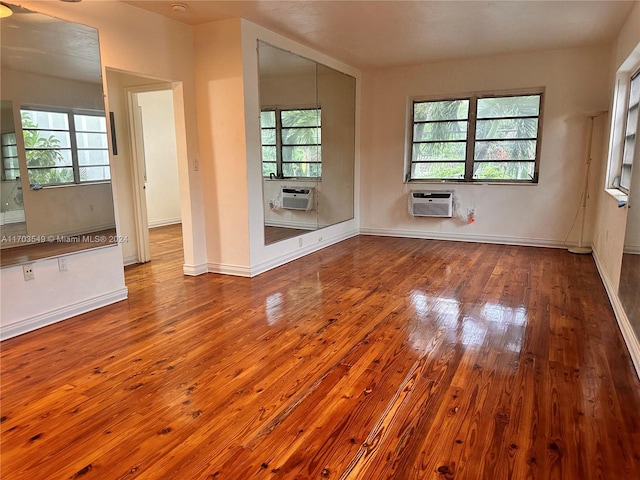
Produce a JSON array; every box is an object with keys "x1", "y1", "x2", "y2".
[
  {"x1": 74, "y1": 114, "x2": 107, "y2": 133},
  {"x1": 477, "y1": 95, "x2": 540, "y2": 118},
  {"x1": 23, "y1": 130, "x2": 71, "y2": 149},
  {"x1": 281, "y1": 109, "x2": 320, "y2": 128},
  {"x1": 261, "y1": 145, "x2": 276, "y2": 162},
  {"x1": 474, "y1": 140, "x2": 537, "y2": 160},
  {"x1": 2, "y1": 145, "x2": 18, "y2": 157},
  {"x1": 4, "y1": 168, "x2": 20, "y2": 180},
  {"x1": 27, "y1": 167, "x2": 73, "y2": 185},
  {"x1": 283, "y1": 162, "x2": 321, "y2": 177},
  {"x1": 476, "y1": 118, "x2": 538, "y2": 140},
  {"x1": 282, "y1": 146, "x2": 321, "y2": 163},
  {"x1": 21, "y1": 110, "x2": 69, "y2": 130},
  {"x1": 282, "y1": 127, "x2": 320, "y2": 145},
  {"x1": 79, "y1": 166, "x2": 111, "y2": 182},
  {"x1": 625, "y1": 104, "x2": 638, "y2": 137},
  {"x1": 26, "y1": 149, "x2": 72, "y2": 167},
  {"x1": 630, "y1": 74, "x2": 640, "y2": 106},
  {"x1": 622, "y1": 136, "x2": 636, "y2": 166},
  {"x1": 414, "y1": 100, "x2": 469, "y2": 121},
  {"x1": 411, "y1": 162, "x2": 465, "y2": 180},
  {"x1": 412, "y1": 141, "x2": 466, "y2": 161},
  {"x1": 473, "y1": 161, "x2": 535, "y2": 180},
  {"x1": 76, "y1": 132, "x2": 108, "y2": 149},
  {"x1": 1, "y1": 133, "x2": 16, "y2": 146},
  {"x1": 78, "y1": 149, "x2": 110, "y2": 166},
  {"x1": 621, "y1": 164, "x2": 633, "y2": 190},
  {"x1": 262, "y1": 162, "x2": 276, "y2": 176},
  {"x1": 261, "y1": 111, "x2": 276, "y2": 128},
  {"x1": 3, "y1": 157, "x2": 19, "y2": 169},
  {"x1": 413, "y1": 121, "x2": 467, "y2": 141},
  {"x1": 261, "y1": 128, "x2": 276, "y2": 145}
]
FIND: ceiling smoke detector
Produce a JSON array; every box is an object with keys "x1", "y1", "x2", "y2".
[{"x1": 171, "y1": 3, "x2": 187, "y2": 13}]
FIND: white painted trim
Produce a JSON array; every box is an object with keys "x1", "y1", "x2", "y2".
[
  {"x1": 0, "y1": 287, "x2": 129, "y2": 341},
  {"x1": 183, "y1": 263, "x2": 208, "y2": 276},
  {"x1": 264, "y1": 220, "x2": 317, "y2": 230},
  {"x1": 623, "y1": 245, "x2": 640, "y2": 255},
  {"x1": 207, "y1": 263, "x2": 252, "y2": 277},
  {"x1": 149, "y1": 218, "x2": 182, "y2": 229},
  {"x1": 359, "y1": 227, "x2": 571, "y2": 249},
  {"x1": 250, "y1": 229, "x2": 358, "y2": 277},
  {"x1": 593, "y1": 248, "x2": 640, "y2": 379},
  {"x1": 123, "y1": 255, "x2": 138, "y2": 266}
]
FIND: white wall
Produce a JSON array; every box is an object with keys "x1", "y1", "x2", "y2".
[
  {"x1": 359, "y1": 46, "x2": 610, "y2": 247},
  {"x1": 137, "y1": 90, "x2": 182, "y2": 228},
  {"x1": 194, "y1": 18, "x2": 252, "y2": 275},
  {"x1": 593, "y1": 2, "x2": 640, "y2": 290},
  {"x1": 1, "y1": 0, "x2": 206, "y2": 338}
]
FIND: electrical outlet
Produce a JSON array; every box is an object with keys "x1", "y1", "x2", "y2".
[
  {"x1": 23, "y1": 264, "x2": 35, "y2": 281},
  {"x1": 58, "y1": 257, "x2": 68, "y2": 271}
]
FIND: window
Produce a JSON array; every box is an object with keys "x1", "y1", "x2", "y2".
[
  {"x1": 409, "y1": 91, "x2": 543, "y2": 183},
  {"x1": 20, "y1": 108, "x2": 110, "y2": 186},
  {"x1": 619, "y1": 71, "x2": 640, "y2": 193},
  {"x1": 261, "y1": 107, "x2": 321, "y2": 178},
  {"x1": 1, "y1": 132, "x2": 19, "y2": 181}
]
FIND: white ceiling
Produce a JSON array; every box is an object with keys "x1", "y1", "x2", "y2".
[{"x1": 122, "y1": 0, "x2": 637, "y2": 69}]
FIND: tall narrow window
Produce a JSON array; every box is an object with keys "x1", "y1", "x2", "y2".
[{"x1": 620, "y1": 71, "x2": 640, "y2": 192}]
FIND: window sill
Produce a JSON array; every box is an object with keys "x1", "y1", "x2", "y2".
[
  {"x1": 264, "y1": 177, "x2": 322, "y2": 182},
  {"x1": 605, "y1": 188, "x2": 629, "y2": 207},
  {"x1": 406, "y1": 179, "x2": 538, "y2": 186}
]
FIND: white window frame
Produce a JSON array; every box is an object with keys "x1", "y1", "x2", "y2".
[
  {"x1": 618, "y1": 69, "x2": 640, "y2": 194},
  {"x1": 20, "y1": 106, "x2": 110, "y2": 187},
  {"x1": 406, "y1": 88, "x2": 544, "y2": 184}
]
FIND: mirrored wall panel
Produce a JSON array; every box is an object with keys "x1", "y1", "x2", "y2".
[
  {"x1": 0, "y1": 3, "x2": 115, "y2": 266},
  {"x1": 618, "y1": 71, "x2": 639, "y2": 342},
  {"x1": 258, "y1": 41, "x2": 355, "y2": 245}
]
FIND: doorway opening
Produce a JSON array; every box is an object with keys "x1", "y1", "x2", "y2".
[{"x1": 105, "y1": 70, "x2": 185, "y2": 267}]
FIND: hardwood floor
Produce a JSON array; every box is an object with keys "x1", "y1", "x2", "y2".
[{"x1": 1, "y1": 232, "x2": 639, "y2": 479}]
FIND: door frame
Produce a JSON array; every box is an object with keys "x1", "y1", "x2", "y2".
[{"x1": 125, "y1": 83, "x2": 174, "y2": 263}]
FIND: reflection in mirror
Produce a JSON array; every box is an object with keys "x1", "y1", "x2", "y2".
[
  {"x1": 0, "y1": 3, "x2": 116, "y2": 266},
  {"x1": 258, "y1": 41, "x2": 355, "y2": 245},
  {"x1": 1, "y1": 100, "x2": 26, "y2": 238},
  {"x1": 619, "y1": 160, "x2": 640, "y2": 336},
  {"x1": 619, "y1": 71, "x2": 640, "y2": 339}
]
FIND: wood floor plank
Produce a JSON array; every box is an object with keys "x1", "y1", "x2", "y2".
[{"x1": 1, "y1": 225, "x2": 639, "y2": 479}]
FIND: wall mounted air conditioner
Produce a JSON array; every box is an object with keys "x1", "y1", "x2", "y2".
[
  {"x1": 409, "y1": 191, "x2": 453, "y2": 218},
  {"x1": 282, "y1": 186, "x2": 314, "y2": 211}
]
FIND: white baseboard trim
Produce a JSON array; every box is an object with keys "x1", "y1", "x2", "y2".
[
  {"x1": 149, "y1": 218, "x2": 182, "y2": 229},
  {"x1": 123, "y1": 255, "x2": 138, "y2": 266},
  {"x1": 208, "y1": 262, "x2": 252, "y2": 277},
  {"x1": 592, "y1": 248, "x2": 640, "y2": 378},
  {"x1": 623, "y1": 245, "x2": 640, "y2": 255},
  {"x1": 0, "y1": 287, "x2": 129, "y2": 341},
  {"x1": 250, "y1": 229, "x2": 359, "y2": 277},
  {"x1": 264, "y1": 220, "x2": 317, "y2": 230},
  {"x1": 183, "y1": 263, "x2": 209, "y2": 276},
  {"x1": 359, "y1": 227, "x2": 571, "y2": 249}
]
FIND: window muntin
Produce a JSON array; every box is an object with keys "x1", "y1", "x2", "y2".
[
  {"x1": 261, "y1": 107, "x2": 321, "y2": 178},
  {"x1": 620, "y1": 71, "x2": 639, "y2": 192},
  {"x1": 20, "y1": 108, "x2": 110, "y2": 186},
  {"x1": 409, "y1": 92, "x2": 543, "y2": 183},
  {"x1": 1, "y1": 132, "x2": 19, "y2": 181}
]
